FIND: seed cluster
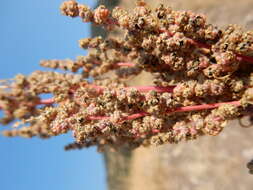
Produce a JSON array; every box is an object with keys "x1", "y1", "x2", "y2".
[{"x1": 1, "y1": 0, "x2": 253, "y2": 152}]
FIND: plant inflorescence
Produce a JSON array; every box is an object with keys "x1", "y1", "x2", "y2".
[{"x1": 1, "y1": 0, "x2": 253, "y2": 153}]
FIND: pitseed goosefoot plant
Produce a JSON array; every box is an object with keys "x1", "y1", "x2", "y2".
[{"x1": 1, "y1": 0, "x2": 253, "y2": 172}]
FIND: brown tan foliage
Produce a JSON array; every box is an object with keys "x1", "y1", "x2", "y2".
[{"x1": 1, "y1": 0, "x2": 253, "y2": 152}]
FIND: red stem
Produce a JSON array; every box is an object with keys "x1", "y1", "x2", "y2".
[
  {"x1": 188, "y1": 39, "x2": 211, "y2": 49},
  {"x1": 125, "y1": 86, "x2": 175, "y2": 93},
  {"x1": 38, "y1": 98, "x2": 55, "y2": 105},
  {"x1": 169, "y1": 100, "x2": 241, "y2": 113},
  {"x1": 93, "y1": 61, "x2": 135, "y2": 67},
  {"x1": 116, "y1": 62, "x2": 135, "y2": 67},
  {"x1": 87, "y1": 84, "x2": 175, "y2": 93},
  {"x1": 160, "y1": 29, "x2": 253, "y2": 64},
  {"x1": 88, "y1": 112, "x2": 148, "y2": 121},
  {"x1": 86, "y1": 16, "x2": 253, "y2": 65},
  {"x1": 235, "y1": 53, "x2": 253, "y2": 64},
  {"x1": 0, "y1": 85, "x2": 175, "y2": 110},
  {"x1": 87, "y1": 100, "x2": 241, "y2": 121},
  {"x1": 192, "y1": 41, "x2": 253, "y2": 64},
  {"x1": 0, "y1": 97, "x2": 242, "y2": 122}
]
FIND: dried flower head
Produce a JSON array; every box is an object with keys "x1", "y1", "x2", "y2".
[{"x1": 1, "y1": 0, "x2": 253, "y2": 161}]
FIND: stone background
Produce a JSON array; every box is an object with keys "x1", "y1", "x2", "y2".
[{"x1": 94, "y1": 1, "x2": 253, "y2": 189}]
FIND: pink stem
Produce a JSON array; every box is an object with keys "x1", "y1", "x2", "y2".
[
  {"x1": 0, "y1": 88, "x2": 240, "y2": 111},
  {"x1": 123, "y1": 112, "x2": 148, "y2": 120},
  {"x1": 126, "y1": 86, "x2": 175, "y2": 93},
  {"x1": 188, "y1": 39, "x2": 211, "y2": 49},
  {"x1": 116, "y1": 62, "x2": 135, "y2": 67},
  {"x1": 152, "y1": 129, "x2": 160, "y2": 133},
  {"x1": 88, "y1": 112, "x2": 148, "y2": 121},
  {"x1": 160, "y1": 29, "x2": 253, "y2": 64},
  {"x1": 169, "y1": 100, "x2": 241, "y2": 113},
  {"x1": 87, "y1": 84, "x2": 104, "y2": 93},
  {"x1": 86, "y1": 100, "x2": 241, "y2": 122},
  {"x1": 89, "y1": 17, "x2": 253, "y2": 65},
  {"x1": 0, "y1": 85, "x2": 176, "y2": 110},
  {"x1": 93, "y1": 61, "x2": 135, "y2": 67},
  {"x1": 159, "y1": 28, "x2": 174, "y2": 37},
  {"x1": 38, "y1": 98, "x2": 55, "y2": 105},
  {"x1": 193, "y1": 42, "x2": 253, "y2": 64},
  {"x1": 236, "y1": 53, "x2": 253, "y2": 64},
  {"x1": 87, "y1": 85, "x2": 176, "y2": 93}
]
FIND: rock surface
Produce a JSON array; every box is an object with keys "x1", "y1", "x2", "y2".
[{"x1": 93, "y1": 0, "x2": 253, "y2": 189}]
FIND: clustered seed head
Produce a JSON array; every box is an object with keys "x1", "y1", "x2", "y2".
[{"x1": 1, "y1": 0, "x2": 253, "y2": 153}]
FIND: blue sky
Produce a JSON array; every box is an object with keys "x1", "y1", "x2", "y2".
[{"x1": 0, "y1": 1, "x2": 106, "y2": 190}]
